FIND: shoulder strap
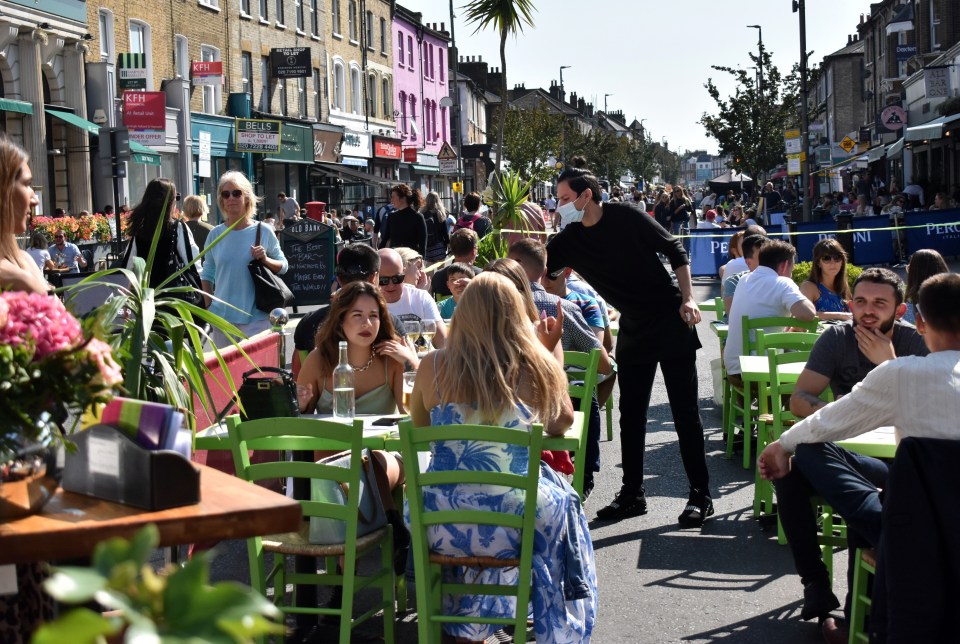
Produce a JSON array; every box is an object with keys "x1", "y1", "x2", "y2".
[
  {"x1": 178, "y1": 221, "x2": 194, "y2": 263},
  {"x1": 255, "y1": 221, "x2": 263, "y2": 246}
]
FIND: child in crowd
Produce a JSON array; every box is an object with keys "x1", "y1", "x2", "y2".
[{"x1": 437, "y1": 262, "x2": 474, "y2": 319}]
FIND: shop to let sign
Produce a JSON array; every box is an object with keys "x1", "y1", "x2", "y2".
[
  {"x1": 191, "y1": 61, "x2": 223, "y2": 86},
  {"x1": 269, "y1": 48, "x2": 310, "y2": 78},
  {"x1": 235, "y1": 118, "x2": 282, "y2": 153}
]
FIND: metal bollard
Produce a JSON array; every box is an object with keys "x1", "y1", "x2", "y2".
[{"x1": 269, "y1": 308, "x2": 289, "y2": 369}]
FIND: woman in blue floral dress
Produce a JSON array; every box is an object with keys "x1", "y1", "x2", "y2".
[{"x1": 408, "y1": 272, "x2": 597, "y2": 644}]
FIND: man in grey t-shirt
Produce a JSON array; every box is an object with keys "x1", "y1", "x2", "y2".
[{"x1": 771, "y1": 268, "x2": 928, "y2": 627}]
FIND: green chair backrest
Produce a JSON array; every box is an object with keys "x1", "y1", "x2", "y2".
[
  {"x1": 755, "y1": 330, "x2": 821, "y2": 353},
  {"x1": 226, "y1": 415, "x2": 366, "y2": 535},
  {"x1": 741, "y1": 315, "x2": 819, "y2": 358},
  {"x1": 563, "y1": 348, "x2": 602, "y2": 415},
  {"x1": 398, "y1": 419, "x2": 544, "y2": 640},
  {"x1": 765, "y1": 348, "x2": 812, "y2": 430},
  {"x1": 699, "y1": 297, "x2": 724, "y2": 317}
]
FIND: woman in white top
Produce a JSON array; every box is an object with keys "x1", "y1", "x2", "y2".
[
  {"x1": 26, "y1": 232, "x2": 54, "y2": 272},
  {"x1": 0, "y1": 137, "x2": 47, "y2": 294}
]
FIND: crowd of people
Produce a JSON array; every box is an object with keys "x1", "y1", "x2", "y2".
[{"x1": 6, "y1": 124, "x2": 960, "y2": 643}]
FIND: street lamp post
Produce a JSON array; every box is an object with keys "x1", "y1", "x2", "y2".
[
  {"x1": 793, "y1": 0, "x2": 811, "y2": 221},
  {"x1": 559, "y1": 65, "x2": 571, "y2": 166},
  {"x1": 604, "y1": 93, "x2": 612, "y2": 114},
  {"x1": 447, "y1": 0, "x2": 463, "y2": 211},
  {"x1": 747, "y1": 25, "x2": 764, "y2": 99}
]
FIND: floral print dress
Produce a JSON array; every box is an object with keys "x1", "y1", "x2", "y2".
[{"x1": 414, "y1": 400, "x2": 598, "y2": 643}]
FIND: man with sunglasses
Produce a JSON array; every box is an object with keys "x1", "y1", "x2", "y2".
[
  {"x1": 377, "y1": 248, "x2": 446, "y2": 349},
  {"x1": 51, "y1": 230, "x2": 86, "y2": 274},
  {"x1": 760, "y1": 268, "x2": 927, "y2": 635}
]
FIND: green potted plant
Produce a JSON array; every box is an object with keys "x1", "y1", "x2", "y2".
[
  {"x1": 32, "y1": 524, "x2": 285, "y2": 643},
  {"x1": 476, "y1": 169, "x2": 536, "y2": 266},
  {"x1": 792, "y1": 260, "x2": 863, "y2": 292}
]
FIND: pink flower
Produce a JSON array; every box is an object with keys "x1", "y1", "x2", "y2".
[
  {"x1": 0, "y1": 291, "x2": 83, "y2": 359},
  {"x1": 85, "y1": 338, "x2": 123, "y2": 388}
]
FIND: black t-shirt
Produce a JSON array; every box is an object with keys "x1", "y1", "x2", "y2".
[
  {"x1": 804, "y1": 321, "x2": 928, "y2": 396},
  {"x1": 546, "y1": 201, "x2": 701, "y2": 363},
  {"x1": 430, "y1": 263, "x2": 482, "y2": 296},
  {"x1": 381, "y1": 206, "x2": 427, "y2": 256}
]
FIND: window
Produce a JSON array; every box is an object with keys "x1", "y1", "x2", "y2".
[
  {"x1": 295, "y1": 0, "x2": 304, "y2": 30},
  {"x1": 399, "y1": 91, "x2": 407, "y2": 134},
  {"x1": 381, "y1": 77, "x2": 390, "y2": 117},
  {"x1": 275, "y1": 0, "x2": 284, "y2": 24},
  {"x1": 332, "y1": 60, "x2": 345, "y2": 110},
  {"x1": 310, "y1": 0, "x2": 319, "y2": 35},
  {"x1": 350, "y1": 65, "x2": 362, "y2": 114},
  {"x1": 279, "y1": 78, "x2": 288, "y2": 115},
  {"x1": 200, "y1": 45, "x2": 221, "y2": 114},
  {"x1": 296, "y1": 77, "x2": 306, "y2": 117},
  {"x1": 174, "y1": 35, "x2": 188, "y2": 79},
  {"x1": 331, "y1": 0, "x2": 340, "y2": 35},
  {"x1": 380, "y1": 18, "x2": 386, "y2": 54},
  {"x1": 348, "y1": 1, "x2": 357, "y2": 41},
  {"x1": 427, "y1": 43, "x2": 433, "y2": 79},
  {"x1": 365, "y1": 11, "x2": 373, "y2": 49},
  {"x1": 367, "y1": 73, "x2": 377, "y2": 117},
  {"x1": 313, "y1": 67, "x2": 322, "y2": 118},
  {"x1": 128, "y1": 21, "x2": 152, "y2": 89},
  {"x1": 409, "y1": 95, "x2": 417, "y2": 140},
  {"x1": 398, "y1": 31, "x2": 404, "y2": 67},
  {"x1": 199, "y1": 0, "x2": 219, "y2": 8},
  {"x1": 423, "y1": 98, "x2": 430, "y2": 141},
  {"x1": 440, "y1": 105, "x2": 447, "y2": 142},
  {"x1": 929, "y1": 0, "x2": 940, "y2": 50},
  {"x1": 438, "y1": 49, "x2": 444, "y2": 82},
  {"x1": 259, "y1": 0, "x2": 268, "y2": 20},
  {"x1": 260, "y1": 55, "x2": 270, "y2": 111},
  {"x1": 241, "y1": 52, "x2": 253, "y2": 95},
  {"x1": 98, "y1": 9, "x2": 114, "y2": 61},
  {"x1": 240, "y1": 0, "x2": 250, "y2": 14},
  {"x1": 407, "y1": 35, "x2": 413, "y2": 67},
  {"x1": 897, "y1": 32, "x2": 907, "y2": 78}
]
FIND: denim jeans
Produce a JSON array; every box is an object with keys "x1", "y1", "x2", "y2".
[
  {"x1": 617, "y1": 350, "x2": 709, "y2": 494},
  {"x1": 775, "y1": 442, "x2": 887, "y2": 615}
]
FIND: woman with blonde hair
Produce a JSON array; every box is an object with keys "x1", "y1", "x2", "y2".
[
  {"x1": 200, "y1": 171, "x2": 288, "y2": 347},
  {"x1": 408, "y1": 272, "x2": 596, "y2": 644},
  {"x1": 394, "y1": 246, "x2": 428, "y2": 290},
  {"x1": 0, "y1": 136, "x2": 46, "y2": 294},
  {"x1": 800, "y1": 238, "x2": 853, "y2": 321}
]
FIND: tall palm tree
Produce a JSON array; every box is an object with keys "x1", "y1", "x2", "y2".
[{"x1": 462, "y1": 0, "x2": 536, "y2": 177}]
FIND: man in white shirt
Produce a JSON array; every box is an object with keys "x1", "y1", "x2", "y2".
[
  {"x1": 723, "y1": 239, "x2": 816, "y2": 378},
  {"x1": 759, "y1": 272, "x2": 960, "y2": 639},
  {"x1": 377, "y1": 248, "x2": 446, "y2": 348}
]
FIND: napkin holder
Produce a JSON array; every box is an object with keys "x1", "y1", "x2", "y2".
[{"x1": 62, "y1": 424, "x2": 200, "y2": 510}]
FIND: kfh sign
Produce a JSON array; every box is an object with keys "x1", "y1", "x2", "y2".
[
  {"x1": 122, "y1": 91, "x2": 165, "y2": 146},
  {"x1": 191, "y1": 61, "x2": 223, "y2": 86}
]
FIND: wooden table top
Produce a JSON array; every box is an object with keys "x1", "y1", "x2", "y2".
[{"x1": 0, "y1": 464, "x2": 301, "y2": 565}]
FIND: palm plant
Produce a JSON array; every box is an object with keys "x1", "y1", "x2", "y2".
[
  {"x1": 63, "y1": 203, "x2": 250, "y2": 428},
  {"x1": 476, "y1": 169, "x2": 533, "y2": 266},
  {"x1": 463, "y1": 0, "x2": 537, "y2": 177}
]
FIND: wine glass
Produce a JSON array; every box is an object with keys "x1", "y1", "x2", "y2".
[
  {"x1": 403, "y1": 320, "x2": 422, "y2": 350},
  {"x1": 421, "y1": 320, "x2": 437, "y2": 349}
]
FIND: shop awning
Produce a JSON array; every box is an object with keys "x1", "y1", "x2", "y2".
[
  {"x1": 45, "y1": 108, "x2": 101, "y2": 135},
  {"x1": 0, "y1": 98, "x2": 33, "y2": 115},
  {"x1": 129, "y1": 140, "x2": 161, "y2": 166},
  {"x1": 262, "y1": 156, "x2": 315, "y2": 166},
  {"x1": 886, "y1": 137, "x2": 904, "y2": 159},
  {"x1": 867, "y1": 144, "x2": 887, "y2": 163},
  {"x1": 905, "y1": 116, "x2": 946, "y2": 142},
  {"x1": 410, "y1": 164, "x2": 438, "y2": 174},
  {"x1": 313, "y1": 161, "x2": 393, "y2": 186}
]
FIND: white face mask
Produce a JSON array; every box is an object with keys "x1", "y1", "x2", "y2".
[{"x1": 557, "y1": 193, "x2": 585, "y2": 227}]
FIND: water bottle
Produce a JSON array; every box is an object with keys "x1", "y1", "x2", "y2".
[{"x1": 332, "y1": 340, "x2": 355, "y2": 420}]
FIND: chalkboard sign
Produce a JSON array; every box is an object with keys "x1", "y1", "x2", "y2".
[{"x1": 280, "y1": 219, "x2": 336, "y2": 307}]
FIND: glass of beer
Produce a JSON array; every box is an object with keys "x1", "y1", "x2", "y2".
[{"x1": 402, "y1": 371, "x2": 417, "y2": 410}]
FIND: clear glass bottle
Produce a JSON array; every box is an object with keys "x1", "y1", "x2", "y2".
[{"x1": 332, "y1": 340, "x2": 355, "y2": 420}]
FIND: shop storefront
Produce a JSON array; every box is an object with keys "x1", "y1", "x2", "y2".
[
  {"x1": 260, "y1": 121, "x2": 314, "y2": 218},
  {"x1": 372, "y1": 136, "x2": 402, "y2": 183},
  {"x1": 191, "y1": 113, "x2": 245, "y2": 223}
]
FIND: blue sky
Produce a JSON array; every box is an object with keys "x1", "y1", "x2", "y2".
[{"x1": 398, "y1": 0, "x2": 871, "y2": 154}]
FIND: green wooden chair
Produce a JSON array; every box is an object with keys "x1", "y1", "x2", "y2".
[
  {"x1": 226, "y1": 415, "x2": 396, "y2": 644},
  {"x1": 563, "y1": 348, "x2": 602, "y2": 498},
  {"x1": 398, "y1": 419, "x2": 544, "y2": 644},
  {"x1": 848, "y1": 547, "x2": 876, "y2": 643},
  {"x1": 726, "y1": 315, "x2": 820, "y2": 468}
]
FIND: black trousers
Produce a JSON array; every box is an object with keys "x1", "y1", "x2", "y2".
[{"x1": 617, "y1": 350, "x2": 709, "y2": 494}]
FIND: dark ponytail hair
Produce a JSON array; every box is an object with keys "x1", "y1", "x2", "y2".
[
  {"x1": 391, "y1": 183, "x2": 423, "y2": 211},
  {"x1": 557, "y1": 159, "x2": 602, "y2": 204},
  {"x1": 128, "y1": 177, "x2": 177, "y2": 240}
]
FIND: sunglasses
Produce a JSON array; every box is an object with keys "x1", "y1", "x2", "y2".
[
  {"x1": 220, "y1": 189, "x2": 243, "y2": 200},
  {"x1": 378, "y1": 275, "x2": 405, "y2": 286},
  {"x1": 820, "y1": 254, "x2": 843, "y2": 262},
  {"x1": 54, "y1": 236, "x2": 64, "y2": 240}
]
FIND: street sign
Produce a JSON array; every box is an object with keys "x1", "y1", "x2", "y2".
[
  {"x1": 452, "y1": 182, "x2": 463, "y2": 194},
  {"x1": 839, "y1": 136, "x2": 856, "y2": 154},
  {"x1": 439, "y1": 158, "x2": 457, "y2": 175},
  {"x1": 879, "y1": 105, "x2": 907, "y2": 132},
  {"x1": 436, "y1": 141, "x2": 457, "y2": 160},
  {"x1": 784, "y1": 129, "x2": 802, "y2": 155}
]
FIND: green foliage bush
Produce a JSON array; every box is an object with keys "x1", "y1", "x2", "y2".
[{"x1": 793, "y1": 261, "x2": 863, "y2": 291}]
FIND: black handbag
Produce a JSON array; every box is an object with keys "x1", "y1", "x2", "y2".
[
  {"x1": 249, "y1": 223, "x2": 294, "y2": 313},
  {"x1": 169, "y1": 221, "x2": 206, "y2": 308},
  {"x1": 234, "y1": 366, "x2": 300, "y2": 421}
]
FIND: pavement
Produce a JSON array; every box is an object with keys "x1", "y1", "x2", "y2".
[{"x1": 197, "y1": 275, "x2": 847, "y2": 643}]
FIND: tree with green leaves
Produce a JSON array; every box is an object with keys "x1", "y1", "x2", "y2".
[
  {"x1": 502, "y1": 105, "x2": 562, "y2": 186},
  {"x1": 700, "y1": 48, "x2": 800, "y2": 185},
  {"x1": 463, "y1": 0, "x2": 536, "y2": 177}
]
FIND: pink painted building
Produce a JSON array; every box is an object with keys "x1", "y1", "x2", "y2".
[{"x1": 393, "y1": 4, "x2": 452, "y2": 195}]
